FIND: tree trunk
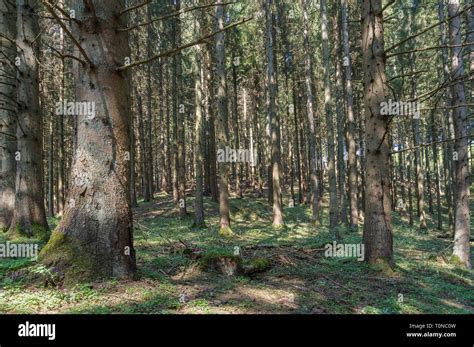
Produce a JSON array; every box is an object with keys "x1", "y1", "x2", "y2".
[
  {"x1": 448, "y1": 0, "x2": 470, "y2": 269},
  {"x1": 266, "y1": 0, "x2": 283, "y2": 226},
  {"x1": 8, "y1": 0, "x2": 49, "y2": 237},
  {"x1": 301, "y1": 0, "x2": 319, "y2": 224},
  {"x1": 320, "y1": 0, "x2": 338, "y2": 230},
  {"x1": 0, "y1": 0, "x2": 17, "y2": 230},
  {"x1": 39, "y1": 0, "x2": 136, "y2": 282},
  {"x1": 361, "y1": 0, "x2": 393, "y2": 268},
  {"x1": 341, "y1": 0, "x2": 358, "y2": 231},
  {"x1": 193, "y1": 10, "x2": 205, "y2": 227},
  {"x1": 215, "y1": 0, "x2": 231, "y2": 233}
]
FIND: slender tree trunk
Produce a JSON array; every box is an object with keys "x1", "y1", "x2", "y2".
[
  {"x1": 231, "y1": 51, "x2": 242, "y2": 198},
  {"x1": 215, "y1": 0, "x2": 231, "y2": 233},
  {"x1": 431, "y1": 111, "x2": 442, "y2": 230},
  {"x1": 448, "y1": 0, "x2": 470, "y2": 269},
  {"x1": 439, "y1": 0, "x2": 456, "y2": 233},
  {"x1": 301, "y1": 0, "x2": 319, "y2": 224},
  {"x1": 193, "y1": 11, "x2": 205, "y2": 227},
  {"x1": 321, "y1": 0, "x2": 338, "y2": 230},
  {"x1": 341, "y1": 0, "x2": 358, "y2": 231},
  {"x1": 361, "y1": 0, "x2": 393, "y2": 268},
  {"x1": 146, "y1": 4, "x2": 154, "y2": 200},
  {"x1": 266, "y1": 0, "x2": 283, "y2": 226},
  {"x1": 333, "y1": 4, "x2": 347, "y2": 226}
]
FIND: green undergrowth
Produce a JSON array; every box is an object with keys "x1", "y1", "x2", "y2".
[{"x1": 0, "y1": 192, "x2": 472, "y2": 314}]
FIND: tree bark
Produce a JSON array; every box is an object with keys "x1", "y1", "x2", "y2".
[
  {"x1": 321, "y1": 0, "x2": 338, "y2": 230},
  {"x1": 361, "y1": 0, "x2": 393, "y2": 268},
  {"x1": 40, "y1": 0, "x2": 136, "y2": 282},
  {"x1": 215, "y1": 0, "x2": 231, "y2": 233},
  {"x1": 301, "y1": 0, "x2": 319, "y2": 224},
  {"x1": 448, "y1": 0, "x2": 470, "y2": 269},
  {"x1": 193, "y1": 9, "x2": 205, "y2": 227},
  {"x1": 8, "y1": 0, "x2": 49, "y2": 237},
  {"x1": 0, "y1": 0, "x2": 17, "y2": 230}
]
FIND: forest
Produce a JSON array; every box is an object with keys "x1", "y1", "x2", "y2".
[{"x1": 0, "y1": 0, "x2": 472, "y2": 315}]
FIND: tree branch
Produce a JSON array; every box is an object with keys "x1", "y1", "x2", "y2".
[
  {"x1": 42, "y1": 0, "x2": 94, "y2": 67},
  {"x1": 387, "y1": 42, "x2": 474, "y2": 58},
  {"x1": 119, "y1": 2, "x2": 235, "y2": 32},
  {"x1": 390, "y1": 136, "x2": 470, "y2": 155},
  {"x1": 386, "y1": 4, "x2": 474, "y2": 53},
  {"x1": 117, "y1": 15, "x2": 253, "y2": 71},
  {"x1": 119, "y1": 0, "x2": 151, "y2": 16}
]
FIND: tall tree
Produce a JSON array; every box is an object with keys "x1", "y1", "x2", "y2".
[
  {"x1": 266, "y1": 0, "x2": 283, "y2": 226},
  {"x1": 214, "y1": 0, "x2": 231, "y2": 234},
  {"x1": 193, "y1": 6, "x2": 205, "y2": 227},
  {"x1": 361, "y1": 0, "x2": 393, "y2": 267},
  {"x1": 8, "y1": 0, "x2": 49, "y2": 236},
  {"x1": 300, "y1": 0, "x2": 319, "y2": 224},
  {"x1": 320, "y1": 0, "x2": 338, "y2": 230},
  {"x1": 448, "y1": 0, "x2": 470, "y2": 269},
  {"x1": 0, "y1": 0, "x2": 17, "y2": 230}
]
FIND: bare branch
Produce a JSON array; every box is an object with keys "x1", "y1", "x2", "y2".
[
  {"x1": 117, "y1": 15, "x2": 253, "y2": 71},
  {"x1": 42, "y1": 0, "x2": 94, "y2": 67},
  {"x1": 119, "y1": 0, "x2": 151, "y2": 16},
  {"x1": 386, "y1": 4, "x2": 474, "y2": 53},
  {"x1": 119, "y1": 2, "x2": 235, "y2": 32},
  {"x1": 390, "y1": 136, "x2": 471, "y2": 155}
]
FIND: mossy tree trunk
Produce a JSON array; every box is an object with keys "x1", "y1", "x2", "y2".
[{"x1": 40, "y1": 0, "x2": 136, "y2": 282}]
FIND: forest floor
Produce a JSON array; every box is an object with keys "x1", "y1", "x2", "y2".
[{"x1": 0, "y1": 191, "x2": 472, "y2": 314}]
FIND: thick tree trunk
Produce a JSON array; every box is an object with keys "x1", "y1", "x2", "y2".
[
  {"x1": 40, "y1": 0, "x2": 136, "y2": 282},
  {"x1": 361, "y1": 0, "x2": 393, "y2": 268},
  {"x1": 8, "y1": 0, "x2": 49, "y2": 237},
  {"x1": 0, "y1": 0, "x2": 17, "y2": 230},
  {"x1": 448, "y1": 0, "x2": 470, "y2": 269}
]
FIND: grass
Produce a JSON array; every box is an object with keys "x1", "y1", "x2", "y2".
[{"x1": 0, "y1": 191, "x2": 472, "y2": 314}]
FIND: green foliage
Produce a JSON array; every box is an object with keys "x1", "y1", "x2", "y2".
[{"x1": 0, "y1": 196, "x2": 472, "y2": 314}]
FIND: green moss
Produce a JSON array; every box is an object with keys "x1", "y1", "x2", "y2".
[
  {"x1": 38, "y1": 229, "x2": 97, "y2": 286},
  {"x1": 447, "y1": 255, "x2": 466, "y2": 268},
  {"x1": 218, "y1": 226, "x2": 234, "y2": 237},
  {"x1": 242, "y1": 258, "x2": 271, "y2": 275},
  {"x1": 368, "y1": 258, "x2": 395, "y2": 275}
]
